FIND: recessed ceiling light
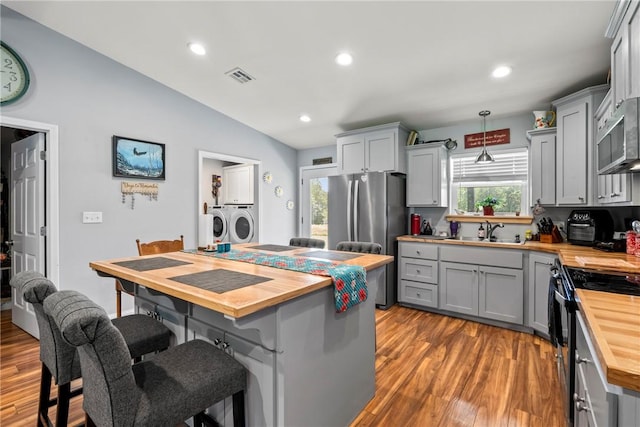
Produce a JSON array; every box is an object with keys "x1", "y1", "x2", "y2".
[
  {"x1": 188, "y1": 42, "x2": 206, "y2": 56},
  {"x1": 335, "y1": 52, "x2": 353, "y2": 66},
  {"x1": 299, "y1": 114, "x2": 311, "y2": 123},
  {"x1": 492, "y1": 65, "x2": 512, "y2": 78}
]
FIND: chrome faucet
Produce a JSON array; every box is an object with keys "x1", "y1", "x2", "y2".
[{"x1": 486, "y1": 221, "x2": 504, "y2": 241}]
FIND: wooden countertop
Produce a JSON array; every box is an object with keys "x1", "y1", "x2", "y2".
[
  {"x1": 398, "y1": 234, "x2": 640, "y2": 393},
  {"x1": 576, "y1": 290, "x2": 640, "y2": 393},
  {"x1": 90, "y1": 244, "x2": 393, "y2": 319}
]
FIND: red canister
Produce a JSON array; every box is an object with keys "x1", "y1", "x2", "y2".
[
  {"x1": 411, "y1": 214, "x2": 421, "y2": 235},
  {"x1": 627, "y1": 231, "x2": 636, "y2": 255}
]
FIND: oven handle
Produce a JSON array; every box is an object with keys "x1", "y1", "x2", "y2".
[{"x1": 555, "y1": 289, "x2": 568, "y2": 304}]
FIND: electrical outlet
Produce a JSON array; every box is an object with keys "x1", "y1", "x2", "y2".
[{"x1": 83, "y1": 211, "x2": 103, "y2": 223}]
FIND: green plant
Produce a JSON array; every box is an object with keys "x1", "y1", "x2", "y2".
[{"x1": 475, "y1": 196, "x2": 500, "y2": 209}]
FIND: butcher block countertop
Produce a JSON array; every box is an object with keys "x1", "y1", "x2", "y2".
[
  {"x1": 90, "y1": 244, "x2": 392, "y2": 318},
  {"x1": 577, "y1": 290, "x2": 640, "y2": 393},
  {"x1": 398, "y1": 235, "x2": 640, "y2": 392}
]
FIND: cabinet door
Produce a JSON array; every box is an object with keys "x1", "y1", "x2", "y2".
[
  {"x1": 406, "y1": 146, "x2": 445, "y2": 207},
  {"x1": 626, "y1": 0, "x2": 640, "y2": 98},
  {"x1": 365, "y1": 130, "x2": 396, "y2": 172},
  {"x1": 136, "y1": 298, "x2": 187, "y2": 346},
  {"x1": 439, "y1": 261, "x2": 478, "y2": 315},
  {"x1": 337, "y1": 134, "x2": 365, "y2": 174},
  {"x1": 611, "y1": 27, "x2": 628, "y2": 110},
  {"x1": 528, "y1": 253, "x2": 555, "y2": 335},
  {"x1": 557, "y1": 102, "x2": 588, "y2": 205},
  {"x1": 478, "y1": 265, "x2": 523, "y2": 325},
  {"x1": 597, "y1": 173, "x2": 632, "y2": 204},
  {"x1": 530, "y1": 133, "x2": 556, "y2": 205},
  {"x1": 223, "y1": 165, "x2": 254, "y2": 204}
]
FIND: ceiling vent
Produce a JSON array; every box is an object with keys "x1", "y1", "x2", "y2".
[{"x1": 225, "y1": 67, "x2": 255, "y2": 84}]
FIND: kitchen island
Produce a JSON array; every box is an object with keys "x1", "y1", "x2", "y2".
[{"x1": 90, "y1": 244, "x2": 392, "y2": 427}]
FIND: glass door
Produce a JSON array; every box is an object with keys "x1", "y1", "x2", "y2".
[{"x1": 299, "y1": 165, "x2": 336, "y2": 248}]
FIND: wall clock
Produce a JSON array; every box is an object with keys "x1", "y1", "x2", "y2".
[{"x1": 1, "y1": 41, "x2": 30, "y2": 105}]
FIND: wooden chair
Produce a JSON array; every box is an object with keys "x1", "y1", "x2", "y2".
[{"x1": 115, "y1": 235, "x2": 184, "y2": 317}]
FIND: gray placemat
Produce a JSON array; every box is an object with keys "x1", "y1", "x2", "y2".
[
  {"x1": 296, "y1": 251, "x2": 362, "y2": 261},
  {"x1": 113, "y1": 257, "x2": 192, "y2": 271},
  {"x1": 168, "y1": 268, "x2": 272, "y2": 293},
  {"x1": 249, "y1": 244, "x2": 295, "y2": 252}
]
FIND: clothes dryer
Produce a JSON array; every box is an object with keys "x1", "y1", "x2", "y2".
[
  {"x1": 207, "y1": 205, "x2": 230, "y2": 242},
  {"x1": 227, "y1": 205, "x2": 257, "y2": 243}
]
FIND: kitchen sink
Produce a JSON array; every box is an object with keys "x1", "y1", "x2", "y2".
[{"x1": 454, "y1": 236, "x2": 525, "y2": 245}]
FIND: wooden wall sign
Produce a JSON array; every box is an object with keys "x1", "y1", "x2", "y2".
[{"x1": 464, "y1": 128, "x2": 510, "y2": 149}]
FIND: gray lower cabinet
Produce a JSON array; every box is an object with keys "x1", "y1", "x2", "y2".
[
  {"x1": 398, "y1": 242, "x2": 439, "y2": 308},
  {"x1": 575, "y1": 311, "x2": 639, "y2": 427},
  {"x1": 528, "y1": 252, "x2": 555, "y2": 335},
  {"x1": 439, "y1": 246, "x2": 524, "y2": 325}
]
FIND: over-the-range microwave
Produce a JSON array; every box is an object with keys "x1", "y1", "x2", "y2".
[{"x1": 596, "y1": 96, "x2": 640, "y2": 174}]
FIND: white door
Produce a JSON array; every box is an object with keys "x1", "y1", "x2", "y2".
[
  {"x1": 11, "y1": 132, "x2": 45, "y2": 338},
  {"x1": 299, "y1": 164, "x2": 337, "y2": 247}
]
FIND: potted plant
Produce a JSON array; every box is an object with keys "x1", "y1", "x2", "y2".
[{"x1": 476, "y1": 197, "x2": 499, "y2": 216}]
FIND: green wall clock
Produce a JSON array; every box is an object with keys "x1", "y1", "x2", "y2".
[{"x1": 1, "y1": 41, "x2": 30, "y2": 105}]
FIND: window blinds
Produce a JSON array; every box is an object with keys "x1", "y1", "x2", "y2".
[{"x1": 451, "y1": 148, "x2": 528, "y2": 183}]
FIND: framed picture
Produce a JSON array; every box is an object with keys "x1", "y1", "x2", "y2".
[{"x1": 112, "y1": 135, "x2": 165, "y2": 180}]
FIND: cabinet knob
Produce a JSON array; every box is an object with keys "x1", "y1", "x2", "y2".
[
  {"x1": 611, "y1": 193, "x2": 619, "y2": 197},
  {"x1": 416, "y1": 250, "x2": 421, "y2": 255},
  {"x1": 433, "y1": 200, "x2": 437, "y2": 204},
  {"x1": 573, "y1": 393, "x2": 585, "y2": 403},
  {"x1": 416, "y1": 293, "x2": 421, "y2": 298},
  {"x1": 578, "y1": 196, "x2": 584, "y2": 201},
  {"x1": 575, "y1": 400, "x2": 590, "y2": 412},
  {"x1": 576, "y1": 356, "x2": 590, "y2": 365},
  {"x1": 222, "y1": 342, "x2": 230, "y2": 349},
  {"x1": 416, "y1": 269, "x2": 421, "y2": 274},
  {"x1": 616, "y1": 99, "x2": 624, "y2": 109},
  {"x1": 598, "y1": 195, "x2": 604, "y2": 199},
  {"x1": 214, "y1": 338, "x2": 222, "y2": 346}
]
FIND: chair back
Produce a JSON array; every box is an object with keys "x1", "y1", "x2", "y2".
[
  {"x1": 136, "y1": 235, "x2": 184, "y2": 255},
  {"x1": 335, "y1": 241, "x2": 383, "y2": 254},
  {"x1": 44, "y1": 290, "x2": 140, "y2": 427},
  {"x1": 9, "y1": 271, "x2": 81, "y2": 385},
  {"x1": 289, "y1": 237, "x2": 325, "y2": 249}
]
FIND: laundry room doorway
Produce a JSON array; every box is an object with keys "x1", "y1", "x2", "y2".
[{"x1": 198, "y1": 151, "x2": 260, "y2": 245}]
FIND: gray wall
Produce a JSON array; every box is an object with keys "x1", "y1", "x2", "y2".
[{"x1": 1, "y1": 6, "x2": 297, "y2": 314}]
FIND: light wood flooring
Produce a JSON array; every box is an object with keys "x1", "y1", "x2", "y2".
[{"x1": 1, "y1": 306, "x2": 566, "y2": 426}]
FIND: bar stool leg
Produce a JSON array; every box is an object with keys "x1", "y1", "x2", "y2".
[
  {"x1": 37, "y1": 363, "x2": 52, "y2": 427},
  {"x1": 232, "y1": 390, "x2": 245, "y2": 427},
  {"x1": 55, "y1": 383, "x2": 71, "y2": 427}
]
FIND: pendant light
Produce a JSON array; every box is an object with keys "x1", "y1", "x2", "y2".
[{"x1": 475, "y1": 110, "x2": 495, "y2": 164}]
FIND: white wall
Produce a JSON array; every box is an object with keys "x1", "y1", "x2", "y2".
[{"x1": 1, "y1": 6, "x2": 298, "y2": 315}]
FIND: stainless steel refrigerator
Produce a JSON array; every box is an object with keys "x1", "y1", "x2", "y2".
[{"x1": 328, "y1": 172, "x2": 406, "y2": 309}]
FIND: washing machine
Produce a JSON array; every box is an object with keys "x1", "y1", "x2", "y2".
[
  {"x1": 207, "y1": 205, "x2": 231, "y2": 242},
  {"x1": 227, "y1": 205, "x2": 257, "y2": 243}
]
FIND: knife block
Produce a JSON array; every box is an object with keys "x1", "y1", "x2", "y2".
[{"x1": 540, "y1": 226, "x2": 563, "y2": 243}]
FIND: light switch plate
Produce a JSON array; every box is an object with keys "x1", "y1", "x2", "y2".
[{"x1": 83, "y1": 211, "x2": 103, "y2": 223}]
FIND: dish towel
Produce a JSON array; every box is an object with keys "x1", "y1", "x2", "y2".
[{"x1": 199, "y1": 249, "x2": 368, "y2": 313}]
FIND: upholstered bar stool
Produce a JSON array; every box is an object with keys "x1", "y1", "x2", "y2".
[
  {"x1": 44, "y1": 290, "x2": 247, "y2": 427},
  {"x1": 289, "y1": 237, "x2": 326, "y2": 249},
  {"x1": 10, "y1": 271, "x2": 172, "y2": 427},
  {"x1": 336, "y1": 241, "x2": 383, "y2": 254}
]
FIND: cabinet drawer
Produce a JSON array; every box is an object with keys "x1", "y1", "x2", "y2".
[
  {"x1": 137, "y1": 285, "x2": 189, "y2": 314},
  {"x1": 440, "y1": 246, "x2": 522, "y2": 269},
  {"x1": 399, "y1": 242, "x2": 438, "y2": 260},
  {"x1": 399, "y1": 280, "x2": 438, "y2": 308},
  {"x1": 400, "y1": 258, "x2": 438, "y2": 283}
]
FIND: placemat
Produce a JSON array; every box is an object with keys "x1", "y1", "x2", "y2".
[
  {"x1": 113, "y1": 257, "x2": 192, "y2": 271},
  {"x1": 249, "y1": 244, "x2": 295, "y2": 252},
  {"x1": 168, "y1": 269, "x2": 272, "y2": 293},
  {"x1": 296, "y1": 251, "x2": 362, "y2": 261}
]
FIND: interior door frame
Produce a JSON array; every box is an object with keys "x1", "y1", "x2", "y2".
[
  {"x1": 1, "y1": 116, "x2": 60, "y2": 286},
  {"x1": 298, "y1": 164, "x2": 337, "y2": 237}
]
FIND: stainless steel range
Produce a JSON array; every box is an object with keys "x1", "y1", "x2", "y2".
[{"x1": 549, "y1": 261, "x2": 640, "y2": 426}]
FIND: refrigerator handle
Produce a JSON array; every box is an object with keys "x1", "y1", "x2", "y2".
[
  {"x1": 353, "y1": 179, "x2": 359, "y2": 241},
  {"x1": 347, "y1": 179, "x2": 353, "y2": 241}
]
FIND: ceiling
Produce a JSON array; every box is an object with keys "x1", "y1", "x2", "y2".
[{"x1": 4, "y1": 1, "x2": 615, "y2": 150}]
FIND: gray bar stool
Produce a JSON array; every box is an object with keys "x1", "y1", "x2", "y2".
[
  {"x1": 336, "y1": 241, "x2": 383, "y2": 254},
  {"x1": 44, "y1": 290, "x2": 246, "y2": 427},
  {"x1": 10, "y1": 271, "x2": 172, "y2": 427},
  {"x1": 289, "y1": 237, "x2": 326, "y2": 248}
]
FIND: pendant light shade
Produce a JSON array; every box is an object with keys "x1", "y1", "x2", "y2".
[{"x1": 475, "y1": 110, "x2": 495, "y2": 164}]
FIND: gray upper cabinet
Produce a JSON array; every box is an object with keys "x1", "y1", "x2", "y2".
[
  {"x1": 406, "y1": 143, "x2": 448, "y2": 207},
  {"x1": 553, "y1": 85, "x2": 608, "y2": 206},
  {"x1": 527, "y1": 128, "x2": 556, "y2": 206},
  {"x1": 609, "y1": 0, "x2": 640, "y2": 106},
  {"x1": 336, "y1": 122, "x2": 409, "y2": 175}
]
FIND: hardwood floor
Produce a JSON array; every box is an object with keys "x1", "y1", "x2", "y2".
[{"x1": 1, "y1": 306, "x2": 566, "y2": 426}]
